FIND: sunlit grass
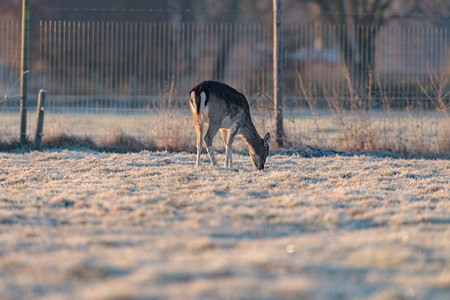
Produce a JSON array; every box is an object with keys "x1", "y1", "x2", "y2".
[{"x1": 1, "y1": 106, "x2": 448, "y2": 156}]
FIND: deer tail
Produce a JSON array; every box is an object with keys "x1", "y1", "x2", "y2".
[{"x1": 189, "y1": 90, "x2": 200, "y2": 115}]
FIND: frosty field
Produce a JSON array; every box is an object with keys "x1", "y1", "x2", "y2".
[{"x1": 0, "y1": 150, "x2": 449, "y2": 299}]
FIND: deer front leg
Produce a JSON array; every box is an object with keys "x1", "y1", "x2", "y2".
[
  {"x1": 220, "y1": 129, "x2": 230, "y2": 168},
  {"x1": 221, "y1": 127, "x2": 238, "y2": 169},
  {"x1": 204, "y1": 123, "x2": 220, "y2": 167},
  {"x1": 194, "y1": 121, "x2": 203, "y2": 167},
  {"x1": 225, "y1": 128, "x2": 238, "y2": 169}
]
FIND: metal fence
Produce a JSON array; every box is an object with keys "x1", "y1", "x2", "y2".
[
  {"x1": 0, "y1": 19, "x2": 449, "y2": 150},
  {"x1": 36, "y1": 21, "x2": 273, "y2": 109},
  {"x1": 0, "y1": 20, "x2": 21, "y2": 140}
]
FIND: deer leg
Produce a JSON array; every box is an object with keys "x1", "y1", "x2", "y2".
[
  {"x1": 225, "y1": 128, "x2": 238, "y2": 169},
  {"x1": 204, "y1": 122, "x2": 220, "y2": 167},
  {"x1": 220, "y1": 129, "x2": 230, "y2": 168},
  {"x1": 194, "y1": 120, "x2": 203, "y2": 167}
]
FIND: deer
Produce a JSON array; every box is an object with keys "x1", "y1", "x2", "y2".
[{"x1": 189, "y1": 80, "x2": 270, "y2": 170}]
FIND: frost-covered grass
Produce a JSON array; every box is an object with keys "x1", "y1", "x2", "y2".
[{"x1": 0, "y1": 150, "x2": 449, "y2": 299}]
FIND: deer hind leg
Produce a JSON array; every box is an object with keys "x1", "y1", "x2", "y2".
[{"x1": 204, "y1": 121, "x2": 221, "y2": 167}]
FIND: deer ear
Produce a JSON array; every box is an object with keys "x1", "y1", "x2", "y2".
[{"x1": 263, "y1": 133, "x2": 271, "y2": 146}]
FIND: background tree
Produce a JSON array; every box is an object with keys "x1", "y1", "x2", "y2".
[
  {"x1": 311, "y1": 0, "x2": 422, "y2": 88},
  {"x1": 212, "y1": 0, "x2": 239, "y2": 81}
]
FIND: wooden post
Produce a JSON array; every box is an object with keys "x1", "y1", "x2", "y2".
[
  {"x1": 20, "y1": 0, "x2": 31, "y2": 144},
  {"x1": 273, "y1": 0, "x2": 284, "y2": 147},
  {"x1": 34, "y1": 89, "x2": 46, "y2": 150}
]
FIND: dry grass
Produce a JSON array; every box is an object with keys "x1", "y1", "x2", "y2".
[
  {"x1": 0, "y1": 74, "x2": 448, "y2": 157},
  {"x1": 293, "y1": 67, "x2": 450, "y2": 157},
  {"x1": 43, "y1": 132, "x2": 154, "y2": 153},
  {"x1": 148, "y1": 79, "x2": 194, "y2": 152},
  {"x1": 0, "y1": 137, "x2": 23, "y2": 151}
]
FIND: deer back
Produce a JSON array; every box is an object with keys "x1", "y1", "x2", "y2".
[{"x1": 189, "y1": 81, "x2": 251, "y2": 125}]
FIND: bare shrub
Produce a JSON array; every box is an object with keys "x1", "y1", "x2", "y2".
[
  {"x1": 294, "y1": 65, "x2": 449, "y2": 156},
  {"x1": 42, "y1": 134, "x2": 97, "y2": 150},
  {"x1": 252, "y1": 85, "x2": 275, "y2": 149},
  {"x1": 97, "y1": 128, "x2": 155, "y2": 153},
  {"x1": 147, "y1": 78, "x2": 194, "y2": 152},
  {"x1": 323, "y1": 67, "x2": 376, "y2": 152},
  {"x1": 0, "y1": 137, "x2": 23, "y2": 151},
  {"x1": 296, "y1": 71, "x2": 322, "y2": 148},
  {"x1": 418, "y1": 66, "x2": 450, "y2": 155}
]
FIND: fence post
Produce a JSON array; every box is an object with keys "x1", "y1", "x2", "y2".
[
  {"x1": 273, "y1": 0, "x2": 284, "y2": 147},
  {"x1": 20, "y1": 0, "x2": 30, "y2": 144},
  {"x1": 34, "y1": 89, "x2": 46, "y2": 150}
]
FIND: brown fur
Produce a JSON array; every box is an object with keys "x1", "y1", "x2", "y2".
[{"x1": 189, "y1": 81, "x2": 270, "y2": 170}]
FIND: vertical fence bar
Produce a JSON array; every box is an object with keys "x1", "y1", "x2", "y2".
[
  {"x1": 93, "y1": 21, "x2": 97, "y2": 111},
  {"x1": 176, "y1": 22, "x2": 181, "y2": 92},
  {"x1": 187, "y1": 22, "x2": 191, "y2": 90},
  {"x1": 118, "y1": 22, "x2": 123, "y2": 109},
  {"x1": 134, "y1": 22, "x2": 139, "y2": 106},
  {"x1": 246, "y1": 23, "x2": 251, "y2": 94},
  {"x1": 62, "y1": 21, "x2": 66, "y2": 109},
  {"x1": 143, "y1": 22, "x2": 148, "y2": 98},
  {"x1": 106, "y1": 22, "x2": 111, "y2": 110},
  {"x1": 169, "y1": 21, "x2": 173, "y2": 90},
  {"x1": 385, "y1": 25, "x2": 390, "y2": 107},
  {"x1": 40, "y1": 21, "x2": 46, "y2": 101},
  {"x1": 162, "y1": 22, "x2": 167, "y2": 88},
  {"x1": 243, "y1": 23, "x2": 248, "y2": 93},
  {"x1": 81, "y1": 21, "x2": 86, "y2": 112},
  {"x1": 156, "y1": 22, "x2": 161, "y2": 91},
  {"x1": 76, "y1": 21, "x2": 80, "y2": 112},
  {"x1": 20, "y1": 0, "x2": 30, "y2": 144},
  {"x1": 138, "y1": 22, "x2": 143, "y2": 101},
  {"x1": 124, "y1": 22, "x2": 128, "y2": 111},
  {"x1": 57, "y1": 21, "x2": 62, "y2": 106},
  {"x1": 113, "y1": 22, "x2": 118, "y2": 109}
]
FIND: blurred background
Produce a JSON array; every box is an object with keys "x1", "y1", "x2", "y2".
[{"x1": 0, "y1": 0, "x2": 449, "y2": 154}]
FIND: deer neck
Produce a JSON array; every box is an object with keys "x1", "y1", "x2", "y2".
[{"x1": 240, "y1": 120, "x2": 264, "y2": 155}]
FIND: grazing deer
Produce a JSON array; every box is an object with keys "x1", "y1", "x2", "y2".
[{"x1": 189, "y1": 80, "x2": 270, "y2": 170}]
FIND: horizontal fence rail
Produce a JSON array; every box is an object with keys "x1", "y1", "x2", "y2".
[{"x1": 0, "y1": 19, "x2": 449, "y2": 153}]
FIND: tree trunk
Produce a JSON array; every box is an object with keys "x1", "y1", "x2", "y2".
[
  {"x1": 214, "y1": 23, "x2": 235, "y2": 81},
  {"x1": 212, "y1": 0, "x2": 239, "y2": 81},
  {"x1": 337, "y1": 25, "x2": 377, "y2": 94},
  {"x1": 355, "y1": 25, "x2": 377, "y2": 90}
]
